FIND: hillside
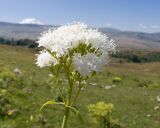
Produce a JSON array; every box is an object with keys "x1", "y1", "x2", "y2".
[
  {"x1": 99, "y1": 28, "x2": 160, "y2": 50},
  {"x1": 0, "y1": 44, "x2": 160, "y2": 128},
  {"x1": 0, "y1": 22, "x2": 160, "y2": 50}
]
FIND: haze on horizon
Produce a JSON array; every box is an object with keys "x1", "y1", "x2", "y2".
[{"x1": 0, "y1": 0, "x2": 160, "y2": 33}]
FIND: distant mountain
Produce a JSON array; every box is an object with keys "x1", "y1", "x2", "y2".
[
  {"x1": 99, "y1": 28, "x2": 160, "y2": 50},
  {"x1": 0, "y1": 21, "x2": 160, "y2": 50},
  {"x1": 0, "y1": 21, "x2": 57, "y2": 39}
]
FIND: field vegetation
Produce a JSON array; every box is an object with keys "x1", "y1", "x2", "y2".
[{"x1": 0, "y1": 44, "x2": 160, "y2": 128}]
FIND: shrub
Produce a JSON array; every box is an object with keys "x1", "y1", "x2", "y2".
[
  {"x1": 112, "y1": 77, "x2": 122, "y2": 83},
  {"x1": 88, "y1": 101, "x2": 123, "y2": 128}
]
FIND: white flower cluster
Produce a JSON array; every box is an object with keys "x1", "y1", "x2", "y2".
[
  {"x1": 36, "y1": 50, "x2": 57, "y2": 68},
  {"x1": 36, "y1": 22, "x2": 116, "y2": 76},
  {"x1": 73, "y1": 53, "x2": 109, "y2": 76}
]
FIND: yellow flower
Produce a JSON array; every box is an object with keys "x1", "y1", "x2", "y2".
[{"x1": 88, "y1": 101, "x2": 114, "y2": 118}]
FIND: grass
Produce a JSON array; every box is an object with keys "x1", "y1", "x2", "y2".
[{"x1": 0, "y1": 44, "x2": 160, "y2": 128}]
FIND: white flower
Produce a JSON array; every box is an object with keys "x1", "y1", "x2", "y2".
[
  {"x1": 36, "y1": 50, "x2": 58, "y2": 68},
  {"x1": 73, "y1": 53, "x2": 108, "y2": 76},
  {"x1": 37, "y1": 22, "x2": 116, "y2": 57},
  {"x1": 36, "y1": 22, "x2": 116, "y2": 76}
]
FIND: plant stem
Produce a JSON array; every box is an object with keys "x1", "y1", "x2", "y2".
[
  {"x1": 61, "y1": 106, "x2": 70, "y2": 128},
  {"x1": 61, "y1": 86, "x2": 73, "y2": 128},
  {"x1": 61, "y1": 63, "x2": 73, "y2": 128},
  {"x1": 73, "y1": 86, "x2": 81, "y2": 104}
]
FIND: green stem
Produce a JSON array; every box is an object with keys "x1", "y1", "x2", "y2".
[
  {"x1": 73, "y1": 86, "x2": 81, "y2": 105},
  {"x1": 72, "y1": 78, "x2": 82, "y2": 105},
  {"x1": 61, "y1": 106, "x2": 70, "y2": 128},
  {"x1": 61, "y1": 63, "x2": 73, "y2": 128},
  {"x1": 61, "y1": 86, "x2": 73, "y2": 128}
]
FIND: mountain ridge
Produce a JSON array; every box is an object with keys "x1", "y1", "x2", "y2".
[{"x1": 0, "y1": 21, "x2": 160, "y2": 50}]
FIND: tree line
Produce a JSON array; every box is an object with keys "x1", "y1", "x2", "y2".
[
  {"x1": 112, "y1": 51, "x2": 160, "y2": 63},
  {"x1": 0, "y1": 37, "x2": 37, "y2": 48}
]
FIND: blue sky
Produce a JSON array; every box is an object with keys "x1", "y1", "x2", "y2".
[{"x1": 0, "y1": 0, "x2": 160, "y2": 32}]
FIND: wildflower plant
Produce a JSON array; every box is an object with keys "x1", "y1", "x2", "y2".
[
  {"x1": 36, "y1": 22, "x2": 116, "y2": 128},
  {"x1": 88, "y1": 101, "x2": 114, "y2": 128}
]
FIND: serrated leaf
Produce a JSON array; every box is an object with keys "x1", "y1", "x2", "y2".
[{"x1": 40, "y1": 100, "x2": 64, "y2": 110}]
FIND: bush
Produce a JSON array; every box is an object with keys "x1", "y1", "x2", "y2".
[
  {"x1": 112, "y1": 77, "x2": 122, "y2": 83},
  {"x1": 88, "y1": 101, "x2": 123, "y2": 128},
  {"x1": 88, "y1": 101, "x2": 114, "y2": 128}
]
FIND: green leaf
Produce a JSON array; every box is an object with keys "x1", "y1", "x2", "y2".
[{"x1": 40, "y1": 100, "x2": 64, "y2": 110}]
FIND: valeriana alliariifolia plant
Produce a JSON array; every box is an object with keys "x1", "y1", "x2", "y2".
[{"x1": 35, "y1": 22, "x2": 116, "y2": 128}]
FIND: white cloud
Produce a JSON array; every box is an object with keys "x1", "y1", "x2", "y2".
[
  {"x1": 139, "y1": 24, "x2": 147, "y2": 29},
  {"x1": 150, "y1": 25, "x2": 159, "y2": 29},
  {"x1": 19, "y1": 18, "x2": 43, "y2": 25}
]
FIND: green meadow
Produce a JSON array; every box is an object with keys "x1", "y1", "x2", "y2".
[{"x1": 0, "y1": 44, "x2": 160, "y2": 128}]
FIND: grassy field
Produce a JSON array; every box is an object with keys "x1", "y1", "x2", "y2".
[{"x1": 0, "y1": 44, "x2": 160, "y2": 128}]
